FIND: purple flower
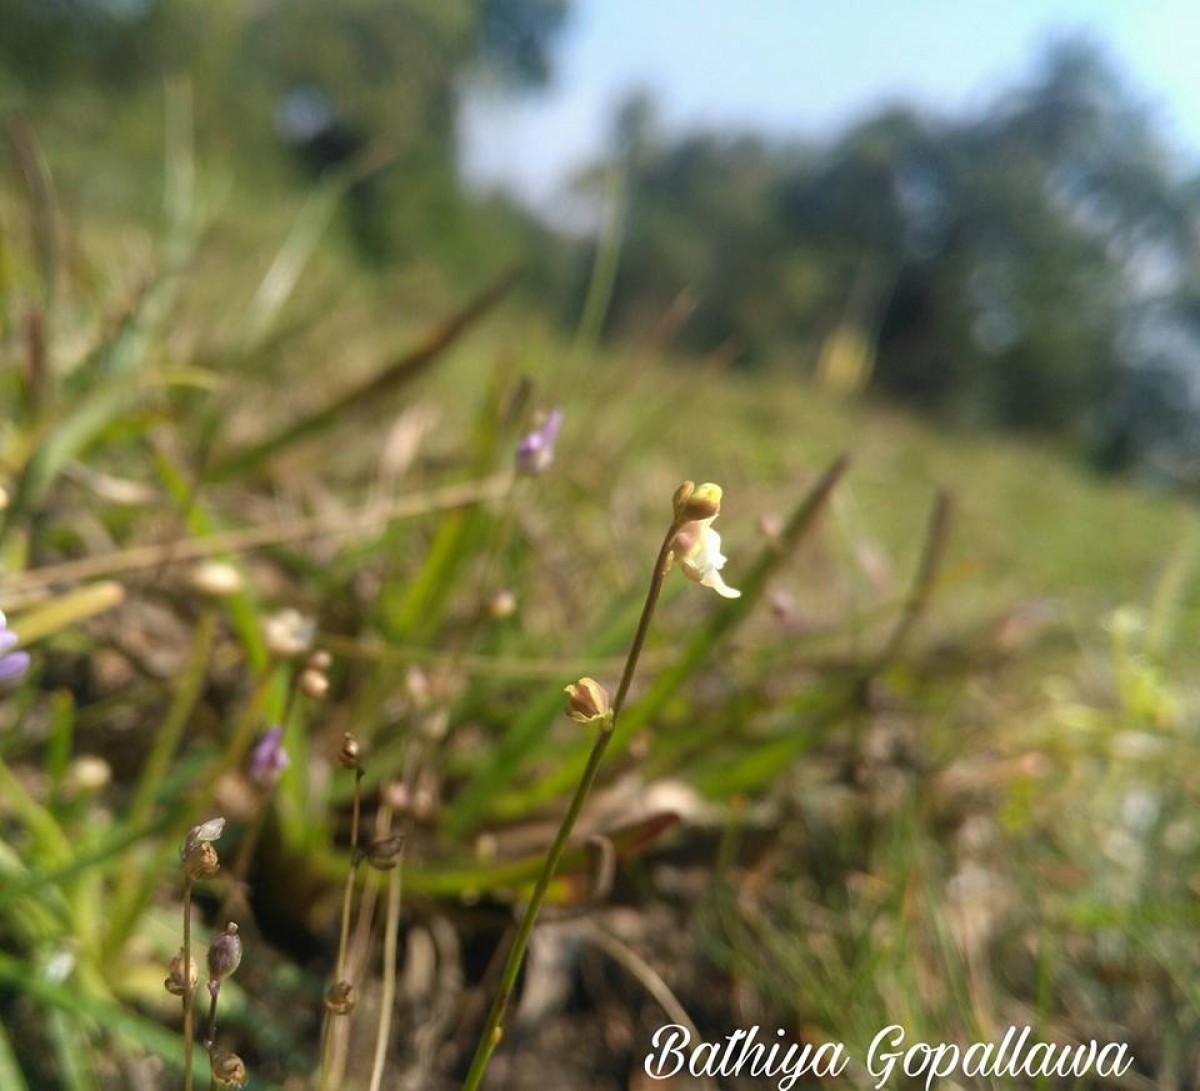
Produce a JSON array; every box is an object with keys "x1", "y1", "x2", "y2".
[
  {"x1": 0, "y1": 610, "x2": 30, "y2": 683},
  {"x1": 515, "y1": 409, "x2": 563, "y2": 476},
  {"x1": 249, "y1": 726, "x2": 289, "y2": 789}
]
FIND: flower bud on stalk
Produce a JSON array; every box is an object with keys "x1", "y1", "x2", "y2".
[
  {"x1": 338, "y1": 733, "x2": 361, "y2": 770},
  {"x1": 564, "y1": 677, "x2": 612, "y2": 727},
  {"x1": 181, "y1": 818, "x2": 226, "y2": 881},
  {"x1": 206, "y1": 923, "x2": 243, "y2": 996}
]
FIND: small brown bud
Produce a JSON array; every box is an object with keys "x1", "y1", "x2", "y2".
[
  {"x1": 164, "y1": 949, "x2": 198, "y2": 997},
  {"x1": 487, "y1": 588, "x2": 518, "y2": 619},
  {"x1": 364, "y1": 833, "x2": 406, "y2": 871},
  {"x1": 564, "y1": 677, "x2": 612, "y2": 726},
  {"x1": 209, "y1": 1050, "x2": 248, "y2": 1089},
  {"x1": 325, "y1": 979, "x2": 357, "y2": 1015},
  {"x1": 297, "y1": 668, "x2": 329, "y2": 700},
  {"x1": 306, "y1": 648, "x2": 333, "y2": 672},
  {"x1": 206, "y1": 923, "x2": 242, "y2": 985},
  {"x1": 338, "y1": 733, "x2": 361, "y2": 769}
]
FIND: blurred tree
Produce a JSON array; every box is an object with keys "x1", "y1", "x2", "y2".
[
  {"x1": 591, "y1": 39, "x2": 1200, "y2": 471},
  {"x1": 0, "y1": 0, "x2": 569, "y2": 260},
  {"x1": 0, "y1": 0, "x2": 178, "y2": 90}
]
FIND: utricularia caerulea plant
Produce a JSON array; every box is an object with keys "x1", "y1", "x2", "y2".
[{"x1": 0, "y1": 609, "x2": 30, "y2": 682}]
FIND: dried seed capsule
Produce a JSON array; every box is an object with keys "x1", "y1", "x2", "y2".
[
  {"x1": 365, "y1": 833, "x2": 406, "y2": 871},
  {"x1": 182, "y1": 817, "x2": 226, "y2": 854},
  {"x1": 164, "y1": 949, "x2": 198, "y2": 997},
  {"x1": 325, "y1": 979, "x2": 357, "y2": 1015},
  {"x1": 209, "y1": 1050, "x2": 248, "y2": 1089},
  {"x1": 182, "y1": 840, "x2": 221, "y2": 882},
  {"x1": 338, "y1": 733, "x2": 361, "y2": 770}
]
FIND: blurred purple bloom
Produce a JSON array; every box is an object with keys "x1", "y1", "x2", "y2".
[
  {"x1": 249, "y1": 726, "x2": 289, "y2": 788},
  {"x1": 0, "y1": 610, "x2": 30, "y2": 683},
  {"x1": 515, "y1": 409, "x2": 563, "y2": 475}
]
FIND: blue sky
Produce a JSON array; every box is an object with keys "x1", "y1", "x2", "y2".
[{"x1": 460, "y1": 0, "x2": 1200, "y2": 218}]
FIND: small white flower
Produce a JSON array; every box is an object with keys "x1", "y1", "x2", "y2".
[{"x1": 671, "y1": 486, "x2": 741, "y2": 599}]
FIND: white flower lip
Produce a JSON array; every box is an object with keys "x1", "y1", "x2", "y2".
[{"x1": 674, "y1": 517, "x2": 741, "y2": 599}]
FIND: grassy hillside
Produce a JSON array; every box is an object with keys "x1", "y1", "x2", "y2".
[{"x1": 3, "y1": 165, "x2": 1200, "y2": 1089}]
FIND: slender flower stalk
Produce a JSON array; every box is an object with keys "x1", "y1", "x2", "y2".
[
  {"x1": 317, "y1": 735, "x2": 365, "y2": 1091},
  {"x1": 176, "y1": 819, "x2": 225, "y2": 1091},
  {"x1": 204, "y1": 922, "x2": 243, "y2": 1048},
  {"x1": 461, "y1": 483, "x2": 733, "y2": 1091},
  {"x1": 367, "y1": 798, "x2": 403, "y2": 1091},
  {"x1": 182, "y1": 882, "x2": 195, "y2": 1091}
]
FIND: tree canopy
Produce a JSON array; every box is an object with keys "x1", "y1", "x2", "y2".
[{"x1": 586, "y1": 40, "x2": 1200, "y2": 472}]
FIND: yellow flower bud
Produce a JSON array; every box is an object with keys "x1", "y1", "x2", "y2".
[
  {"x1": 674, "y1": 481, "x2": 722, "y2": 523},
  {"x1": 564, "y1": 677, "x2": 612, "y2": 726}
]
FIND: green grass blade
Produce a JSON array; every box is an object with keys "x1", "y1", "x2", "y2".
[
  {"x1": 152, "y1": 446, "x2": 269, "y2": 671},
  {"x1": 211, "y1": 264, "x2": 521, "y2": 480},
  {"x1": 47, "y1": 1008, "x2": 97, "y2": 1091},
  {"x1": 0, "y1": 1017, "x2": 31, "y2": 1091}
]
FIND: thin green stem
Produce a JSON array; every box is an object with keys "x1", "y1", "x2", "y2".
[
  {"x1": 367, "y1": 841, "x2": 403, "y2": 1091},
  {"x1": 317, "y1": 766, "x2": 363, "y2": 1091},
  {"x1": 204, "y1": 987, "x2": 219, "y2": 1050},
  {"x1": 336, "y1": 769, "x2": 364, "y2": 980},
  {"x1": 182, "y1": 883, "x2": 194, "y2": 1091},
  {"x1": 461, "y1": 522, "x2": 679, "y2": 1091},
  {"x1": 612, "y1": 526, "x2": 680, "y2": 718}
]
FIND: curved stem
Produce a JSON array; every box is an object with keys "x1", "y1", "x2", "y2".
[{"x1": 461, "y1": 522, "x2": 679, "y2": 1091}]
